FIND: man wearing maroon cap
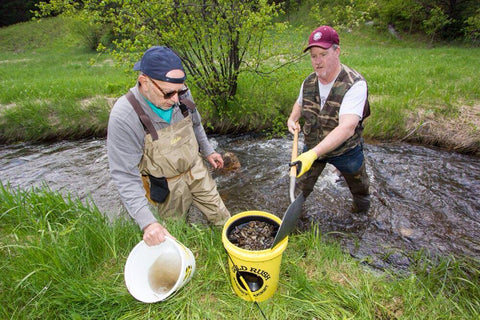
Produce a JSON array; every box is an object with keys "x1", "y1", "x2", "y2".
[{"x1": 288, "y1": 26, "x2": 371, "y2": 215}]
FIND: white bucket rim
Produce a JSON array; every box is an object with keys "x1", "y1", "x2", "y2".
[{"x1": 124, "y1": 237, "x2": 195, "y2": 303}]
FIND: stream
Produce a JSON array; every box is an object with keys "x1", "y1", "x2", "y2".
[{"x1": 1, "y1": 134, "x2": 479, "y2": 270}]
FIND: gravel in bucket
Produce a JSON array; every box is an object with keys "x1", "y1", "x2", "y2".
[{"x1": 228, "y1": 220, "x2": 276, "y2": 250}]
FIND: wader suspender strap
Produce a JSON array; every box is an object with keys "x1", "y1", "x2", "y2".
[
  {"x1": 179, "y1": 97, "x2": 197, "y2": 117},
  {"x1": 125, "y1": 92, "x2": 197, "y2": 140},
  {"x1": 126, "y1": 91, "x2": 159, "y2": 141}
]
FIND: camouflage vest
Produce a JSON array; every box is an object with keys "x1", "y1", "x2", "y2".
[{"x1": 301, "y1": 64, "x2": 370, "y2": 157}]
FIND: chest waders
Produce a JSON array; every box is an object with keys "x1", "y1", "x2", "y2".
[{"x1": 126, "y1": 92, "x2": 230, "y2": 225}]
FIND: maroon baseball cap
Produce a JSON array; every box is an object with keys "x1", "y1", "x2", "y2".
[{"x1": 303, "y1": 26, "x2": 340, "y2": 52}]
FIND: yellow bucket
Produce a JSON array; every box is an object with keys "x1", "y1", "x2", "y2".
[{"x1": 222, "y1": 211, "x2": 288, "y2": 302}]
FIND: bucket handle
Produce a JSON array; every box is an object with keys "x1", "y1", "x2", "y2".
[{"x1": 224, "y1": 249, "x2": 268, "y2": 320}]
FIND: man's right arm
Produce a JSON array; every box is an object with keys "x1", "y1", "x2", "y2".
[
  {"x1": 106, "y1": 97, "x2": 157, "y2": 231},
  {"x1": 287, "y1": 101, "x2": 302, "y2": 134}
]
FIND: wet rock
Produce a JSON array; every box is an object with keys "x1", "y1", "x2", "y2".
[
  {"x1": 228, "y1": 220, "x2": 276, "y2": 250},
  {"x1": 218, "y1": 152, "x2": 241, "y2": 174}
]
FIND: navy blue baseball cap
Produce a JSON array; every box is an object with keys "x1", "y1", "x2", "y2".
[{"x1": 133, "y1": 46, "x2": 186, "y2": 83}]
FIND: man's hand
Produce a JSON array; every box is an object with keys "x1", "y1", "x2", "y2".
[
  {"x1": 287, "y1": 118, "x2": 301, "y2": 135},
  {"x1": 143, "y1": 222, "x2": 174, "y2": 246},
  {"x1": 207, "y1": 152, "x2": 224, "y2": 169},
  {"x1": 290, "y1": 149, "x2": 318, "y2": 177}
]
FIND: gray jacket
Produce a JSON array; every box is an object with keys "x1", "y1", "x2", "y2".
[{"x1": 107, "y1": 83, "x2": 215, "y2": 229}]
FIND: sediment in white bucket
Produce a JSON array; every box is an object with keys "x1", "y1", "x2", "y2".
[{"x1": 124, "y1": 237, "x2": 195, "y2": 303}]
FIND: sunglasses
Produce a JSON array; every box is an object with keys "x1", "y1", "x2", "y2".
[{"x1": 147, "y1": 76, "x2": 188, "y2": 99}]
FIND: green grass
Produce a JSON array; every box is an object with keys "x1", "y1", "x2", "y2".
[
  {"x1": 1, "y1": 183, "x2": 479, "y2": 319},
  {"x1": 0, "y1": 17, "x2": 132, "y2": 143},
  {"x1": 1, "y1": 16, "x2": 479, "y2": 147},
  {"x1": 1, "y1": 12, "x2": 479, "y2": 320}
]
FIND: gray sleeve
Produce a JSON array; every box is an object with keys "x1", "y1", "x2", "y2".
[
  {"x1": 192, "y1": 110, "x2": 215, "y2": 157},
  {"x1": 182, "y1": 91, "x2": 215, "y2": 157},
  {"x1": 107, "y1": 96, "x2": 157, "y2": 230}
]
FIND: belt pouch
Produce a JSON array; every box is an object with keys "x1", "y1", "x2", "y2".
[{"x1": 148, "y1": 175, "x2": 170, "y2": 203}]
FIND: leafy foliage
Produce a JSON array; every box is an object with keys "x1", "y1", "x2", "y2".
[
  {"x1": 302, "y1": 0, "x2": 480, "y2": 42},
  {"x1": 36, "y1": 0, "x2": 289, "y2": 118},
  {"x1": 423, "y1": 6, "x2": 452, "y2": 43},
  {"x1": 464, "y1": 9, "x2": 480, "y2": 44},
  {"x1": 308, "y1": 0, "x2": 375, "y2": 31}
]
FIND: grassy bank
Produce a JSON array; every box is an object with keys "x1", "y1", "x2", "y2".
[
  {"x1": 1, "y1": 184, "x2": 479, "y2": 319},
  {"x1": 0, "y1": 17, "x2": 129, "y2": 143},
  {"x1": 0, "y1": 16, "x2": 479, "y2": 154}
]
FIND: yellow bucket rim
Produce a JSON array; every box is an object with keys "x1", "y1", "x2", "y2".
[{"x1": 222, "y1": 210, "x2": 288, "y2": 257}]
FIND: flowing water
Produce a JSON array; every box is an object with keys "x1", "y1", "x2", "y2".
[{"x1": 1, "y1": 134, "x2": 479, "y2": 270}]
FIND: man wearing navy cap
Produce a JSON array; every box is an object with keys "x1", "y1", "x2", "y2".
[
  {"x1": 107, "y1": 46, "x2": 230, "y2": 245},
  {"x1": 288, "y1": 26, "x2": 371, "y2": 215}
]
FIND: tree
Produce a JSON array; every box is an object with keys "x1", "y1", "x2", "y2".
[
  {"x1": 36, "y1": 0, "x2": 283, "y2": 116},
  {"x1": 464, "y1": 9, "x2": 480, "y2": 44},
  {"x1": 423, "y1": 5, "x2": 452, "y2": 43}
]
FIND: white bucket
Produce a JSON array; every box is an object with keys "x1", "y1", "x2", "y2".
[{"x1": 124, "y1": 237, "x2": 195, "y2": 303}]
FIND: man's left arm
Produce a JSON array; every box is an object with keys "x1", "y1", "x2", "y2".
[
  {"x1": 311, "y1": 114, "x2": 360, "y2": 158},
  {"x1": 292, "y1": 81, "x2": 366, "y2": 177},
  {"x1": 313, "y1": 80, "x2": 367, "y2": 157},
  {"x1": 183, "y1": 94, "x2": 223, "y2": 168},
  {"x1": 192, "y1": 115, "x2": 224, "y2": 169},
  {"x1": 180, "y1": 91, "x2": 216, "y2": 157}
]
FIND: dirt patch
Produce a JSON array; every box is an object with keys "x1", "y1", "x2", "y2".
[
  {"x1": 403, "y1": 104, "x2": 480, "y2": 156},
  {"x1": 0, "y1": 59, "x2": 32, "y2": 64},
  {"x1": 0, "y1": 103, "x2": 16, "y2": 112},
  {"x1": 2, "y1": 96, "x2": 116, "y2": 113},
  {"x1": 80, "y1": 96, "x2": 116, "y2": 109}
]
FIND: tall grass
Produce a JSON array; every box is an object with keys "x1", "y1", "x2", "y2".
[
  {"x1": 1, "y1": 16, "x2": 479, "y2": 146},
  {"x1": 1, "y1": 184, "x2": 479, "y2": 319}
]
